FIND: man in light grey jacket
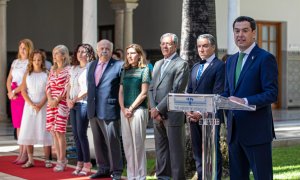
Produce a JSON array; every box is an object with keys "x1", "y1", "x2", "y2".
[{"x1": 148, "y1": 33, "x2": 189, "y2": 180}]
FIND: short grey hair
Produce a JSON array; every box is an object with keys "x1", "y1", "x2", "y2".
[
  {"x1": 97, "y1": 39, "x2": 114, "y2": 51},
  {"x1": 160, "y1": 33, "x2": 178, "y2": 47},
  {"x1": 52, "y1": 44, "x2": 70, "y2": 70},
  {"x1": 197, "y1": 34, "x2": 216, "y2": 47}
]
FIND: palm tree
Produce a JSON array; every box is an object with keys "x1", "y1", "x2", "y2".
[
  {"x1": 180, "y1": 0, "x2": 217, "y2": 67},
  {"x1": 180, "y1": 0, "x2": 218, "y2": 178}
]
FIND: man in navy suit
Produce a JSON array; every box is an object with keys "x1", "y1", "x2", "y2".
[
  {"x1": 87, "y1": 39, "x2": 123, "y2": 180},
  {"x1": 186, "y1": 34, "x2": 225, "y2": 180},
  {"x1": 222, "y1": 16, "x2": 278, "y2": 180}
]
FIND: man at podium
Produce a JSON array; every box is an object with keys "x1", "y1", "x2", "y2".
[
  {"x1": 186, "y1": 34, "x2": 225, "y2": 180},
  {"x1": 222, "y1": 16, "x2": 278, "y2": 180}
]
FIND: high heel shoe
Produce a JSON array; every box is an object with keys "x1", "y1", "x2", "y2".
[
  {"x1": 53, "y1": 161, "x2": 63, "y2": 172},
  {"x1": 53, "y1": 159, "x2": 68, "y2": 172},
  {"x1": 78, "y1": 162, "x2": 92, "y2": 176},
  {"x1": 45, "y1": 160, "x2": 53, "y2": 168},
  {"x1": 12, "y1": 157, "x2": 20, "y2": 164},
  {"x1": 15, "y1": 158, "x2": 28, "y2": 165},
  {"x1": 22, "y1": 161, "x2": 34, "y2": 168},
  {"x1": 72, "y1": 161, "x2": 83, "y2": 175}
]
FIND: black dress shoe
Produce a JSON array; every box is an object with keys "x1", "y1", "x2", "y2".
[
  {"x1": 111, "y1": 173, "x2": 121, "y2": 180},
  {"x1": 89, "y1": 171, "x2": 110, "y2": 179}
]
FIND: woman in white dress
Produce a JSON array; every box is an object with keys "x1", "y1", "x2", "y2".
[
  {"x1": 6, "y1": 39, "x2": 34, "y2": 164},
  {"x1": 18, "y1": 49, "x2": 52, "y2": 168}
]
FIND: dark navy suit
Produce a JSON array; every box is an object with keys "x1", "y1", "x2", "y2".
[
  {"x1": 187, "y1": 57, "x2": 225, "y2": 180},
  {"x1": 87, "y1": 59, "x2": 123, "y2": 120},
  {"x1": 87, "y1": 58, "x2": 124, "y2": 175},
  {"x1": 222, "y1": 44, "x2": 278, "y2": 180}
]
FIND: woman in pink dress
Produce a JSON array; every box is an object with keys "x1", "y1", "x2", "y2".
[
  {"x1": 46, "y1": 45, "x2": 70, "y2": 172},
  {"x1": 6, "y1": 39, "x2": 34, "y2": 164}
]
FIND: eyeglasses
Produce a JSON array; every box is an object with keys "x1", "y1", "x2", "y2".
[{"x1": 160, "y1": 42, "x2": 174, "y2": 47}]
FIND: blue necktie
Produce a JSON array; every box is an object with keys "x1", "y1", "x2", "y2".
[{"x1": 196, "y1": 60, "x2": 206, "y2": 81}]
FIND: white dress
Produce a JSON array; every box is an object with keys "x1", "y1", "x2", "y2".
[
  {"x1": 18, "y1": 72, "x2": 52, "y2": 146},
  {"x1": 11, "y1": 59, "x2": 29, "y2": 86}
]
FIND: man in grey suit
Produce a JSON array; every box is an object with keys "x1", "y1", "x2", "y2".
[
  {"x1": 149, "y1": 33, "x2": 189, "y2": 180},
  {"x1": 87, "y1": 39, "x2": 123, "y2": 180}
]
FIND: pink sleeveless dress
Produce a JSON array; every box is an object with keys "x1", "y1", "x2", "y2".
[{"x1": 10, "y1": 59, "x2": 28, "y2": 128}]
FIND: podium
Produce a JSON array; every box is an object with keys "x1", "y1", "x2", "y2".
[{"x1": 168, "y1": 93, "x2": 255, "y2": 180}]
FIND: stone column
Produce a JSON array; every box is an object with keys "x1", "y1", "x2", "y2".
[
  {"x1": 111, "y1": 4, "x2": 124, "y2": 50},
  {"x1": 110, "y1": 0, "x2": 138, "y2": 50},
  {"x1": 82, "y1": 0, "x2": 97, "y2": 50},
  {"x1": 123, "y1": 2, "x2": 138, "y2": 49},
  {"x1": 0, "y1": 0, "x2": 9, "y2": 121},
  {"x1": 227, "y1": 0, "x2": 240, "y2": 54}
]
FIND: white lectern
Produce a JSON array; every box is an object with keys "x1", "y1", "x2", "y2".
[{"x1": 168, "y1": 93, "x2": 256, "y2": 180}]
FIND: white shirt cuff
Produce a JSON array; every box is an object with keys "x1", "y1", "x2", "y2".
[{"x1": 243, "y1": 98, "x2": 248, "y2": 105}]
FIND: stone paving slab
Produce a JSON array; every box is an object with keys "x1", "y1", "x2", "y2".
[{"x1": 0, "y1": 173, "x2": 25, "y2": 180}]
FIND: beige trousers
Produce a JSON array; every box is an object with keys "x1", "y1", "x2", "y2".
[{"x1": 121, "y1": 108, "x2": 148, "y2": 180}]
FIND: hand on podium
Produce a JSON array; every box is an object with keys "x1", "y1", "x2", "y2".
[{"x1": 229, "y1": 96, "x2": 246, "y2": 104}]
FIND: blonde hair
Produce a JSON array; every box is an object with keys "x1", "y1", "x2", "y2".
[
  {"x1": 52, "y1": 45, "x2": 70, "y2": 70},
  {"x1": 124, "y1": 44, "x2": 147, "y2": 69},
  {"x1": 17, "y1": 39, "x2": 34, "y2": 59}
]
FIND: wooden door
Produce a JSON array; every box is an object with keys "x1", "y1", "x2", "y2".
[{"x1": 256, "y1": 21, "x2": 282, "y2": 108}]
